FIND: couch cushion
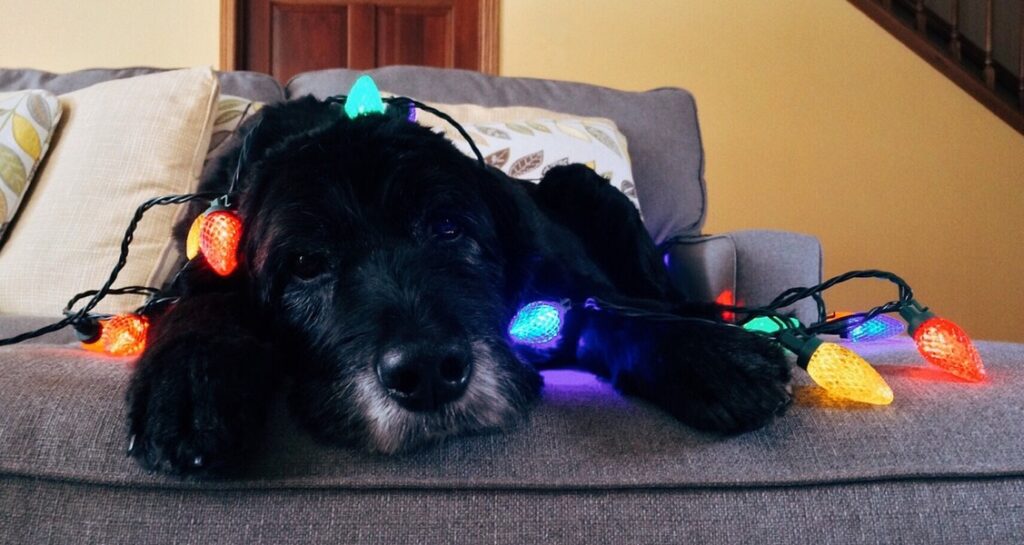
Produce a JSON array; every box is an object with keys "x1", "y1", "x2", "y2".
[
  {"x1": 0, "y1": 67, "x2": 285, "y2": 105},
  {"x1": 0, "y1": 68, "x2": 218, "y2": 316},
  {"x1": 1, "y1": 331, "x2": 1022, "y2": 490},
  {"x1": 287, "y1": 66, "x2": 706, "y2": 243}
]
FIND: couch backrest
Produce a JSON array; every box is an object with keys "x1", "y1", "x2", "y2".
[
  {"x1": 0, "y1": 67, "x2": 284, "y2": 104},
  {"x1": 286, "y1": 66, "x2": 707, "y2": 242},
  {"x1": 0, "y1": 66, "x2": 707, "y2": 241}
]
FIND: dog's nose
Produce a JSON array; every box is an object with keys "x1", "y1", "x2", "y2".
[{"x1": 376, "y1": 344, "x2": 472, "y2": 411}]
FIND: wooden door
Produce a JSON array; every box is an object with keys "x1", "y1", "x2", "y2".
[{"x1": 222, "y1": 0, "x2": 498, "y2": 82}]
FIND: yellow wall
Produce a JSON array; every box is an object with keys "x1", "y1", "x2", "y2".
[
  {"x1": 0, "y1": 0, "x2": 1021, "y2": 341},
  {"x1": 0, "y1": 0, "x2": 218, "y2": 71},
  {"x1": 502, "y1": 0, "x2": 1024, "y2": 342}
]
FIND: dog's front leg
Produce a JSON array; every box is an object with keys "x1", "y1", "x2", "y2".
[
  {"x1": 575, "y1": 305, "x2": 793, "y2": 434},
  {"x1": 126, "y1": 292, "x2": 275, "y2": 475}
]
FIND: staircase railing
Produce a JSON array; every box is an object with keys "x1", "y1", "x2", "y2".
[{"x1": 849, "y1": 0, "x2": 1023, "y2": 135}]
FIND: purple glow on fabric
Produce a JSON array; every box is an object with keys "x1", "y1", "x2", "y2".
[{"x1": 541, "y1": 370, "x2": 602, "y2": 388}]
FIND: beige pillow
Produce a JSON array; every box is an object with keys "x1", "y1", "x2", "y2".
[
  {"x1": 0, "y1": 67, "x2": 219, "y2": 316},
  {"x1": 408, "y1": 101, "x2": 640, "y2": 214}
]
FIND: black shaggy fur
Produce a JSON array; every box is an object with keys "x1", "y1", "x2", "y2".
[{"x1": 126, "y1": 96, "x2": 792, "y2": 476}]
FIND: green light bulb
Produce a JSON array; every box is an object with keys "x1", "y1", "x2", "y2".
[
  {"x1": 743, "y1": 315, "x2": 801, "y2": 334},
  {"x1": 344, "y1": 75, "x2": 386, "y2": 119}
]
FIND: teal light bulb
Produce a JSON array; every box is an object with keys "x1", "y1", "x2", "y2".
[{"x1": 345, "y1": 75, "x2": 387, "y2": 119}]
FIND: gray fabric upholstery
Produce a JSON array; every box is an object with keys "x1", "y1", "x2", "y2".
[
  {"x1": 286, "y1": 66, "x2": 707, "y2": 242},
  {"x1": 4, "y1": 475, "x2": 1022, "y2": 544},
  {"x1": 666, "y1": 230, "x2": 822, "y2": 324},
  {"x1": 2, "y1": 334, "x2": 1024, "y2": 543},
  {"x1": 0, "y1": 67, "x2": 285, "y2": 104},
  {"x1": 1, "y1": 332, "x2": 1022, "y2": 487}
]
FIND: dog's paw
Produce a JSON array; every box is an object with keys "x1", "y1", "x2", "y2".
[
  {"x1": 615, "y1": 322, "x2": 792, "y2": 434},
  {"x1": 126, "y1": 327, "x2": 273, "y2": 476}
]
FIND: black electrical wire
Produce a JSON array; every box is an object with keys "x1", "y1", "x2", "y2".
[
  {"x1": 325, "y1": 94, "x2": 487, "y2": 167},
  {"x1": 0, "y1": 192, "x2": 220, "y2": 347},
  {"x1": 584, "y1": 269, "x2": 919, "y2": 343},
  {"x1": 0, "y1": 91, "x2": 923, "y2": 353}
]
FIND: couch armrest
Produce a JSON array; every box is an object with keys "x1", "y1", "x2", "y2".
[{"x1": 663, "y1": 230, "x2": 822, "y2": 324}]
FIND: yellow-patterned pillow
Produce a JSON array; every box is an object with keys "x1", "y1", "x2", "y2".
[
  {"x1": 206, "y1": 94, "x2": 263, "y2": 158},
  {"x1": 0, "y1": 90, "x2": 62, "y2": 245}
]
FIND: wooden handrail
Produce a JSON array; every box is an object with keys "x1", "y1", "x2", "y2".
[{"x1": 848, "y1": 0, "x2": 1024, "y2": 136}]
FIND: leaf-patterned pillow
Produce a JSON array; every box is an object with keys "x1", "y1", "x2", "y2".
[
  {"x1": 0, "y1": 90, "x2": 62, "y2": 245},
  {"x1": 406, "y1": 101, "x2": 641, "y2": 214},
  {"x1": 206, "y1": 95, "x2": 263, "y2": 160}
]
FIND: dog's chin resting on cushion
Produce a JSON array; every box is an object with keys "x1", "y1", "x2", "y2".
[{"x1": 125, "y1": 96, "x2": 792, "y2": 476}]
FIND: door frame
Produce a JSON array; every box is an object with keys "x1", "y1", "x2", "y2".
[{"x1": 219, "y1": 0, "x2": 500, "y2": 74}]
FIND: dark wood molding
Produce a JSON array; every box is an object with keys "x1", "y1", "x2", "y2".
[
  {"x1": 847, "y1": 0, "x2": 1024, "y2": 136},
  {"x1": 219, "y1": 0, "x2": 499, "y2": 76}
]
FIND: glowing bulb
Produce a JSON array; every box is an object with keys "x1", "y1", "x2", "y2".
[
  {"x1": 715, "y1": 289, "x2": 736, "y2": 322},
  {"x1": 186, "y1": 213, "x2": 205, "y2": 260},
  {"x1": 900, "y1": 302, "x2": 985, "y2": 382},
  {"x1": 845, "y1": 314, "x2": 906, "y2": 342},
  {"x1": 805, "y1": 342, "x2": 894, "y2": 405},
  {"x1": 344, "y1": 75, "x2": 386, "y2": 119},
  {"x1": 99, "y1": 314, "x2": 149, "y2": 357},
  {"x1": 199, "y1": 209, "x2": 242, "y2": 276},
  {"x1": 913, "y1": 317, "x2": 985, "y2": 382},
  {"x1": 743, "y1": 315, "x2": 800, "y2": 334},
  {"x1": 80, "y1": 336, "x2": 106, "y2": 353},
  {"x1": 508, "y1": 301, "x2": 568, "y2": 348},
  {"x1": 779, "y1": 332, "x2": 893, "y2": 405}
]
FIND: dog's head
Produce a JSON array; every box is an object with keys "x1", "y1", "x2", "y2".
[{"x1": 209, "y1": 97, "x2": 542, "y2": 453}]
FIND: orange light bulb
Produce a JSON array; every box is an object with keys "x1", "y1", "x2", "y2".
[
  {"x1": 99, "y1": 314, "x2": 149, "y2": 357},
  {"x1": 199, "y1": 209, "x2": 242, "y2": 276}
]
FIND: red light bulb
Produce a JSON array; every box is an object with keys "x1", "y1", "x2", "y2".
[
  {"x1": 715, "y1": 289, "x2": 736, "y2": 322},
  {"x1": 912, "y1": 316, "x2": 985, "y2": 382},
  {"x1": 900, "y1": 301, "x2": 985, "y2": 382},
  {"x1": 100, "y1": 314, "x2": 149, "y2": 357},
  {"x1": 199, "y1": 209, "x2": 242, "y2": 276}
]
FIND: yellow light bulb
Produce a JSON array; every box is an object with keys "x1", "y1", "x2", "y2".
[
  {"x1": 805, "y1": 342, "x2": 894, "y2": 405},
  {"x1": 186, "y1": 213, "x2": 205, "y2": 260}
]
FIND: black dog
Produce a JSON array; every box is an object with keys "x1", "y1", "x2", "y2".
[{"x1": 126, "y1": 96, "x2": 792, "y2": 475}]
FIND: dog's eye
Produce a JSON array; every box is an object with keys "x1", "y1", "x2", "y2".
[
  {"x1": 430, "y1": 217, "x2": 463, "y2": 241},
  {"x1": 289, "y1": 253, "x2": 327, "y2": 280}
]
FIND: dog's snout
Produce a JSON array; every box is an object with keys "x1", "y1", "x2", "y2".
[{"x1": 376, "y1": 344, "x2": 472, "y2": 411}]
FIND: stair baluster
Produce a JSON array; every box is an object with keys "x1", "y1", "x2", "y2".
[
  {"x1": 984, "y1": 0, "x2": 997, "y2": 89},
  {"x1": 950, "y1": 0, "x2": 962, "y2": 60}
]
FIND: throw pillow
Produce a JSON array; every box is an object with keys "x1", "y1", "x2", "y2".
[
  {"x1": 410, "y1": 101, "x2": 640, "y2": 214},
  {"x1": 0, "y1": 67, "x2": 219, "y2": 316},
  {"x1": 207, "y1": 95, "x2": 263, "y2": 159},
  {"x1": 0, "y1": 90, "x2": 62, "y2": 245}
]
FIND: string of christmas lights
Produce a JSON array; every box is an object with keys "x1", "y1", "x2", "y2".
[{"x1": 0, "y1": 76, "x2": 988, "y2": 404}]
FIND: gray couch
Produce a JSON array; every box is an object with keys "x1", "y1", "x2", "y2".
[{"x1": 1, "y1": 66, "x2": 1021, "y2": 544}]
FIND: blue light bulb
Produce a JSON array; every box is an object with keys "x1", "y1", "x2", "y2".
[
  {"x1": 508, "y1": 301, "x2": 568, "y2": 347},
  {"x1": 847, "y1": 314, "x2": 906, "y2": 342}
]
